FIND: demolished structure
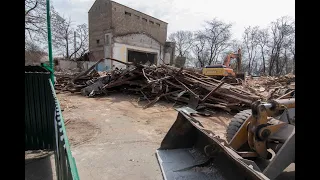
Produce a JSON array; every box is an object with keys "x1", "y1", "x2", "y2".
[
  {"x1": 88, "y1": 0, "x2": 175, "y2": 70},
  {"x1": 55, "y1": 57, "x2": 295, "y2": 114}
]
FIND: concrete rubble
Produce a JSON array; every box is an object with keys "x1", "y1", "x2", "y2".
[{"x1": 239, "y1": 73, "x2": 295, "y2": 100}]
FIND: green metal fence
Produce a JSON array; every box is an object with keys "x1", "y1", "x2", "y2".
[
  {"x1": 25, "y1": 66, "x2": 55, "y2": 150},
  {"x1": 25, "y1": 66, "x2": 80, "y2": 180}
]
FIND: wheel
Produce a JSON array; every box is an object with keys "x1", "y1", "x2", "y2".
[
  {"x1": 226, "y1": 110, "x2": 279, "y2": 148},
  {"x1": 226, "y1": 109, "x2": 252, "y2": 152},
  {"x1": 226, "y1": 109, "x2": 251, "y2": 142}
]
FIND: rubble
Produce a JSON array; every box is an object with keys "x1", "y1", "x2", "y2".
[
  {"x1": 241, "y1": 73, "x2": 295, "y2": 100},
  {"x1": 55, "y1": 58, "x2": 262, "y2": 113},
  {"x1": 55, "y1": 58, "x2": 295, "y2": 112}
]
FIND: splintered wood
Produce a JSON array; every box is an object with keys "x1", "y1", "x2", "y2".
[{"x1": 56, "y1": 61, "x2": 260, "y2": 112}]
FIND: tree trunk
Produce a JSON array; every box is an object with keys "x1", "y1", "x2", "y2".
[
  {"x1": 268, "y1": 57, "x2": 274, "y2": 76},
  {"x1": 261, "y1": 48, "x2": 265, "y2": 74},
  {"x1": 66, "y1": 38, "x2": 69, "y2": 59}
]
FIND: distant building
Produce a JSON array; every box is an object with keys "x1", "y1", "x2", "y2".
[{"x1": 88, "y1": 0, "x2": 175, "y2": 69}]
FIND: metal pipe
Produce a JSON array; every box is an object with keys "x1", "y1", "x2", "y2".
[
  {"x1": 200, "y1": 81, "x2": 225, "y2": 102},
  {"x1": 46, "y1": 0, "x2": 54, "y2": 84},
  {"x1": 274, "y1": 98, "x2": 295, "y2": 109},
  {"x1": 263, "y1": 103, "x2": 273, "y2": 109}
]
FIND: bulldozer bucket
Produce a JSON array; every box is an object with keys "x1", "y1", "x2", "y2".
[{"x1": 156, "y1": 107, "x2": 269, "y2": 180}]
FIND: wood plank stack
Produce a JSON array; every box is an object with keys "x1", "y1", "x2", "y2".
[{"x1": 56, "y1": 59, "x2": 261, "y2": 112}]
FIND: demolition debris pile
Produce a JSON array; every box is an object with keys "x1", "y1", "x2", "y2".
[
  {"x1": 240, "y1": 73, "x2": 295, "y2": 100},
  {"x1": 55, "y1": 59, "x2": 261, "y2": 112}
]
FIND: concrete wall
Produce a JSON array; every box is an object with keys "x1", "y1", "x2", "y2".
[
  {"x1": 88, "y1": 0, "x2": 168, "y2": 61},
  {"x1": 88, "y1": 0, "x2": 112, "y2": 60},
  {"x1": 175, "y1": 57, "x2": 186, "y2": 68},
  {"x1": 111, "y1": 1, "x2": 167, "y2": 44},
  {"x1": 164, "y1": 42, "x2": 175, "y2": 65},
  {"x1": 57, "y1": 60, "x2": 111, "y2": 72},
  {"x1": 109, "y1": 33, "x2": 164, "y2": 69},
  {"x1": 57, "y1": 60, "x2": 78, "y2": 70},
  {"x1": 112, "y1": 42, "x2": 162, "y2": 69},
  {"x1": 114, "y1": 33, "x2": 161, "y2": 50}
]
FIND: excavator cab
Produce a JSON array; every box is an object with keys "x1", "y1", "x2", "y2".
[
  {"x1": 202, "y1": 65, "x2": 235, "y2": 78},
  {"x1": 202, "y1": 49, "x2": 245, "y2": 83}
]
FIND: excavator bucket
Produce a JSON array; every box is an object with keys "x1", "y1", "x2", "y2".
[{"x1": 156, "y1": 107, "x2": 269, "y2": 180}]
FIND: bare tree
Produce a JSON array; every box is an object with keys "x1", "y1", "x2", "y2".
[
  {"x1": 267, "y1": 16, "x2": 294, "y2": 76},
  {"x1": 218, "y1": 39, "x2": 244, "y2": 71},
  {"x1": 25, "y1": 0, "x2": 47, "y2": 41},
  {"x1": 25, "y1": 0, "x2": 90, "y2": 61},
  {"x1": 242, "y1": 26, "x2": 259, "y2": 75},
  {"x1": 191, "y1": 18, "x2": 232, "y2": 67},
  {"x1": 192, "y1": 32, "x2": 209, "y2": 67},
  {"x1": 70, "y1": 24, "x2": 89, "y2": 58},
  {"x1": 203, "y1": 18, "x2": 232, "y2": 65},
  {"x1": 169, "y1": 31, "x2": 194, "y2": 57},
  {"x1": 228, "y1": 39, "x2": 242, "y2": 52},
  {"x1": 288, "y1": 34, "x2": 295, "y2": 74},
  {"x1": 256, "y1": 28, "x2": 269, "y2": 75},
  {"x1": 51, "y1": 13, "x2": 74, "y2": 59}
]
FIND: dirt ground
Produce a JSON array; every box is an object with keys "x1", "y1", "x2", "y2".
[
  {"x1": 58, "y1": 92, "x2": 233, "y2": 180},
  {"x1": 58, "y1": 92, "x2": 294, "y2": 180}
]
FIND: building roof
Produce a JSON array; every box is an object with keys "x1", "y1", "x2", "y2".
[
  {"x1": 111, "y1": 1, "x2": 168, "y2": 24},
  {"x1": 88, "y1": 0, "x2": 168, "y2": 24}
]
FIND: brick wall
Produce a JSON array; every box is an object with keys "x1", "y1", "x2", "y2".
[
  {"x1": 89, "y1": 0, "x2": 168, "y2": 60},
  {"x1": 111, "y1": 1, "x2": 167, "y2": 44},
  {"x1": 88, "y1": 0, "x2": 112, "y2": 60}
]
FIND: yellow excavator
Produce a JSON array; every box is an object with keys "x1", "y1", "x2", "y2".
[
  {"x1": 202, "y1": 49, "x2": 245, "y2": 82},
  {"x1": 156, "y1": 95, "x2": 295, "y2": 180}
]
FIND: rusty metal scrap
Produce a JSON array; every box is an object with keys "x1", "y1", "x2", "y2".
[{"x1": 55, "y1": 58, "x2": 262, "y2": 112}]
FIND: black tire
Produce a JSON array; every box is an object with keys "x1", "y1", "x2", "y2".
[{"x1": 226, "y1": 109, "x2": 252, "y2": 142}]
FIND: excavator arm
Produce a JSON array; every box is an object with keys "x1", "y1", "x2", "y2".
[{"x1": 223, "y1": 49, "x2": 242, "y2": 73}]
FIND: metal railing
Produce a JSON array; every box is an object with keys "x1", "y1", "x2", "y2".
[
  {"x1": 50, "y1": 80, "x2": 80, "y2": 180},
  {"x1": 25, "y1": 66, "x2": 80, "y2": 180}
]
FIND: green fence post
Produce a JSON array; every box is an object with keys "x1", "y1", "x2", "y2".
[{"x1": 46, "y1": 0, "x2": 54, "y2": 85}]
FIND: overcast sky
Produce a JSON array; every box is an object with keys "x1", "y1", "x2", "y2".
[{"x1": 52, "y1": 0, "x2": 295, "y2": 40}]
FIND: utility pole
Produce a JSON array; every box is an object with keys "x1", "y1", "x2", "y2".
[{"x1": 74, "y1": 31, "x2": 77, "y2": 59}]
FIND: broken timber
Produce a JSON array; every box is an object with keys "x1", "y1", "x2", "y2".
[{"x1": 56, "y1": 58, "x2": 261, "y2": 112}]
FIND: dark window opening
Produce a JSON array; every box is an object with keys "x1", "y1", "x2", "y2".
[
  {"x1": 125, "y1": 11, "x2": 131, "y2": 16},
  {"x1": 156, "y1": 23, "x2": 160, "y2": 27},
  {"x1": 149, "y1": 20, "x2": 154, "y2": 25},
  {"x1": 105, "y1": 35, "x2": 110, "y2": 45},
  {"x1": 142, "y1": 18, "x2": 147, "y2": 22},
  {"x1": 134, "y1": 14, "x2": 140, "y2": 19},
  {"x1": 128, "y1": 50, "x2": 157, "y2": 65},
  {"x1": 96, "y1": 39, "x2": 100, "y2": 44}
]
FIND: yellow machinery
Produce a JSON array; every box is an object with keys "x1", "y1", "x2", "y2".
[
  {"x1": 202, "y1": 49, "x2": 245, "y2": 81},
  {"x1": 156, "y1": 96, "x2": 295, "y2": 180}
]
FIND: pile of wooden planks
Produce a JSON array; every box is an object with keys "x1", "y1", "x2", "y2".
[{"x1": 56, "y1": 58, "x2": 261, "y2": 112}]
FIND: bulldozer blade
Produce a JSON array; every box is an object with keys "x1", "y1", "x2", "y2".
[{"x1": 156, "y1": 107, "x2": 269, "y2": 180}]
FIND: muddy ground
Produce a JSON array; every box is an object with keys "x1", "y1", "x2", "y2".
[{"x1": 58, "y1": 92, "x2": 294, "y2": 180}]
